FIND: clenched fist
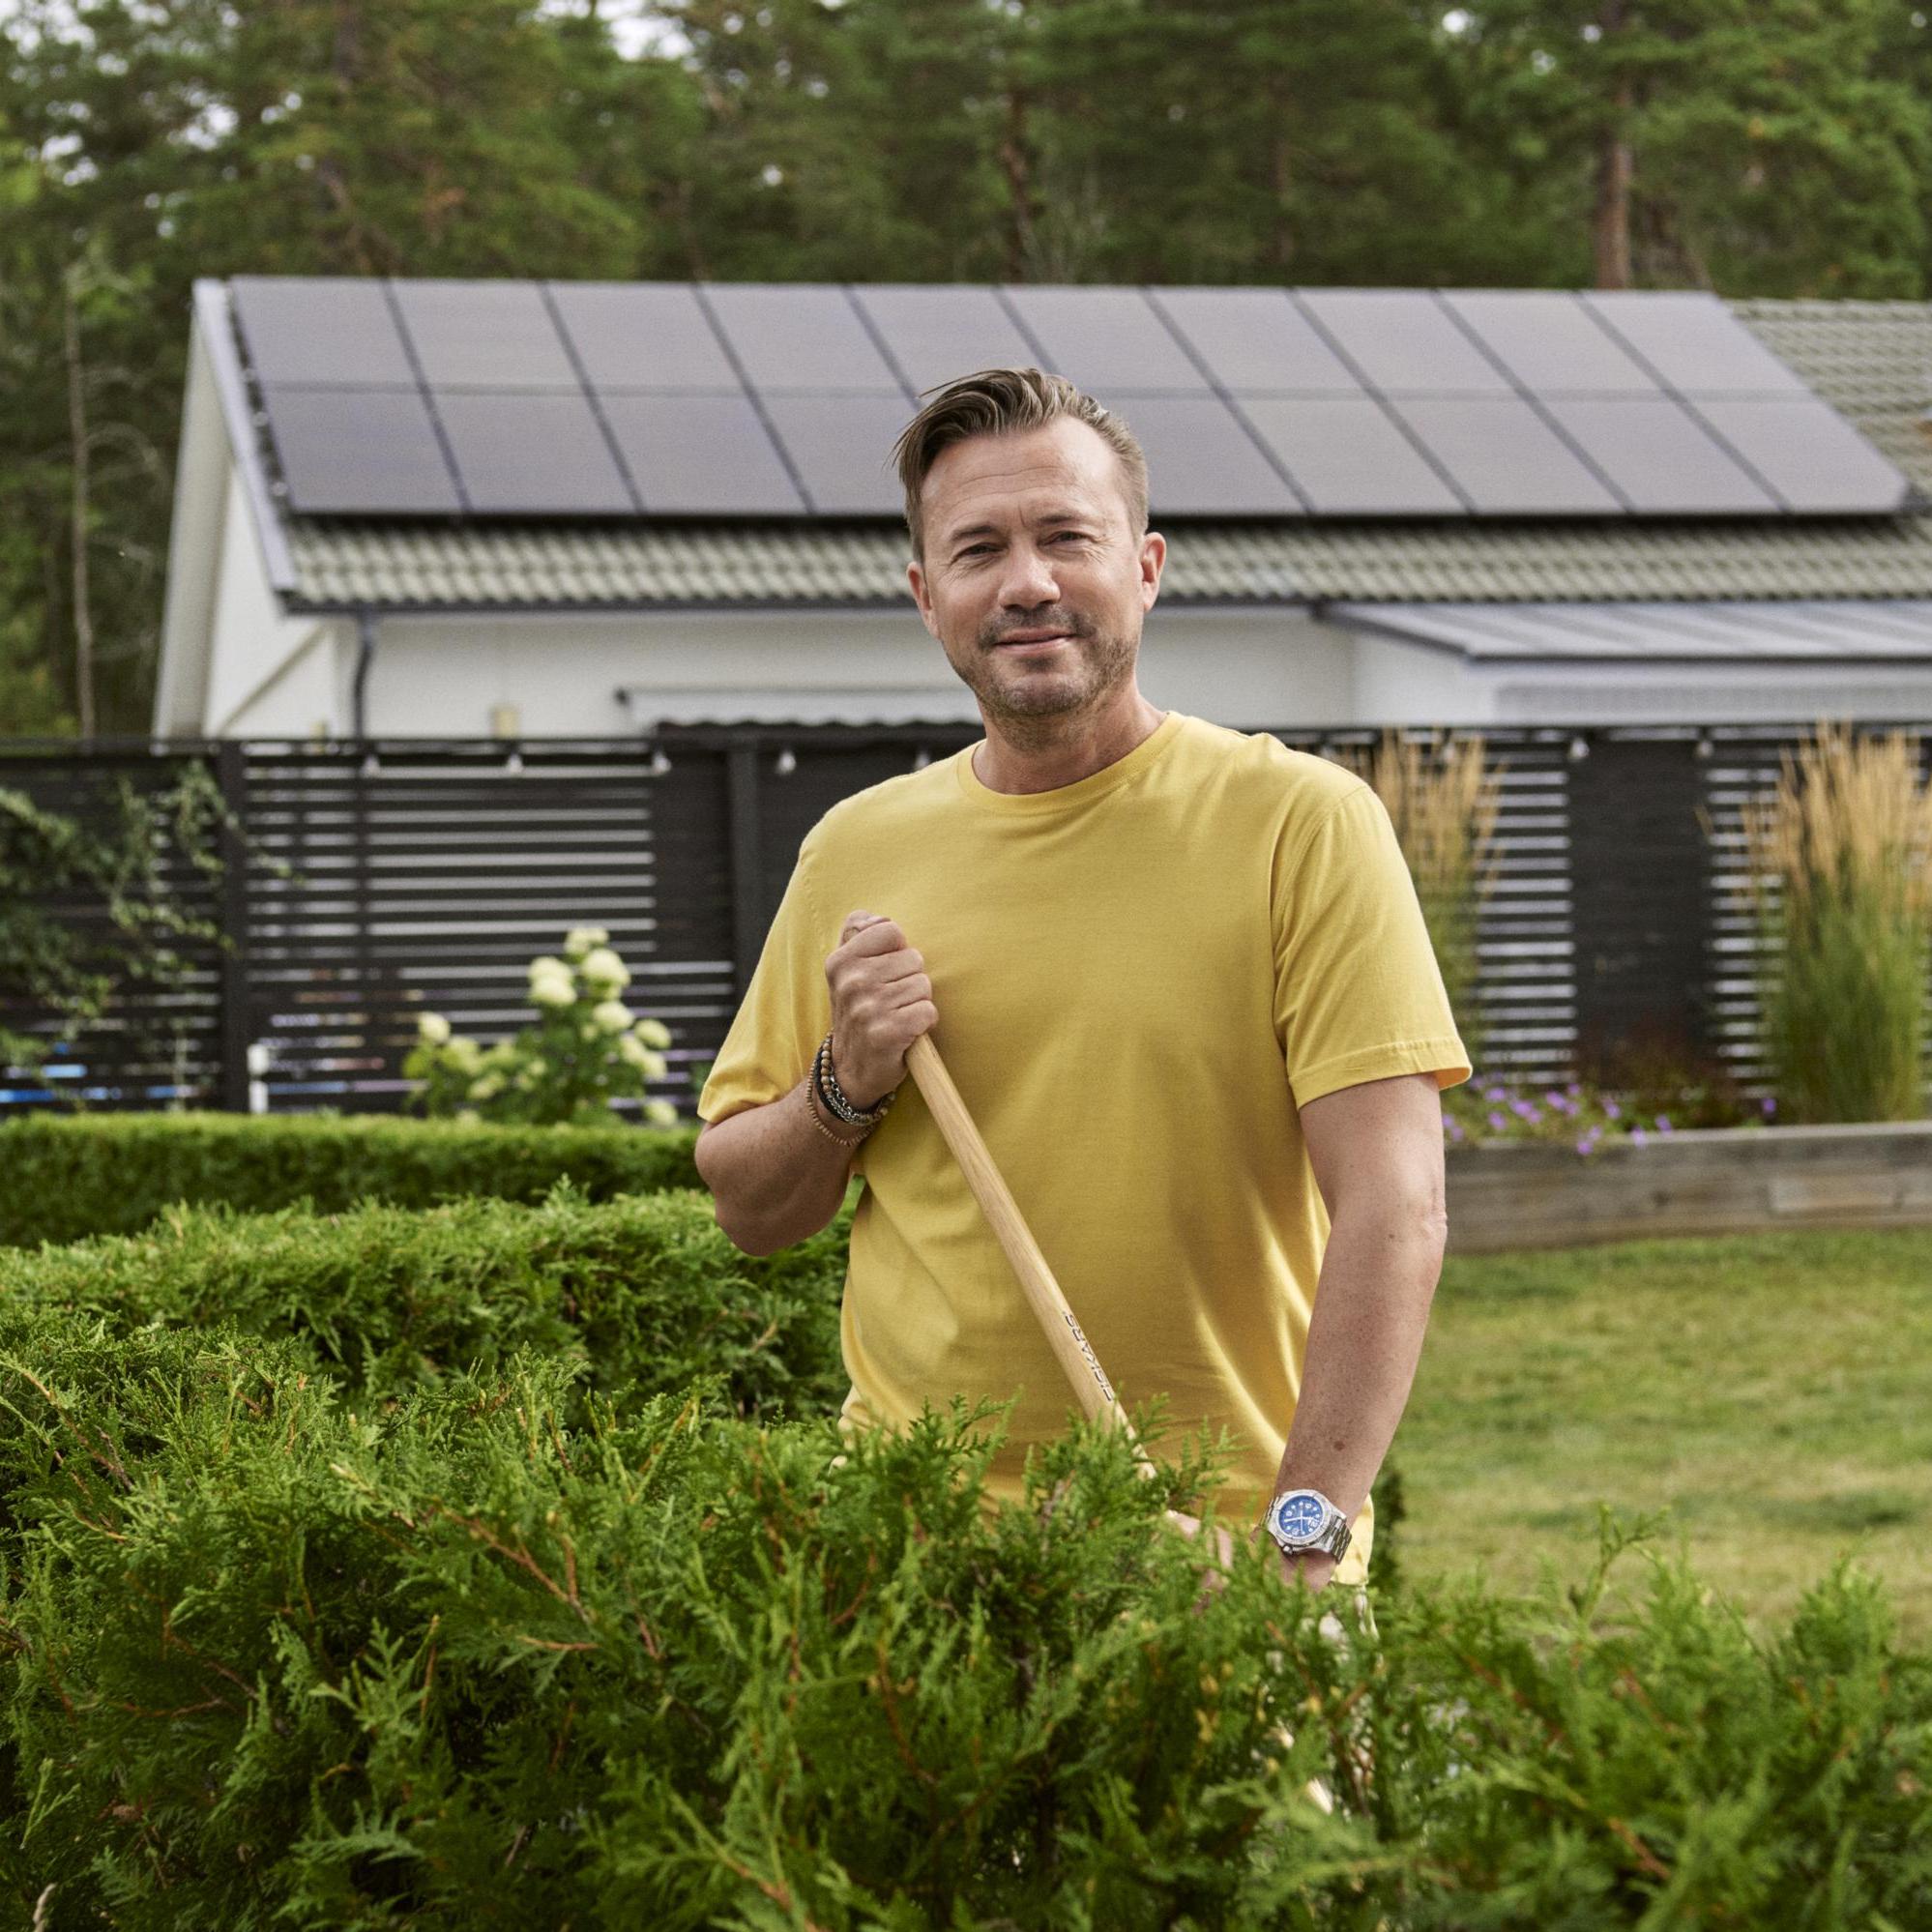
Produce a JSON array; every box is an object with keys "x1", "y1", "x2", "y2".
[{"x1": 824, "y1": 910, "x2": 937, "y2": 1110}]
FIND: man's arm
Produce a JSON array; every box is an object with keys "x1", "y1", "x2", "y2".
[
  {"x1": 1263, "y1": 1068, "x2": 1449, "y2": 1587},
  {"x1": 694, "y1": 1075, "x2": 864, "y2": 1257},
  {"x1": 696, "y1": 909, "x2": 936, "y2": 1258}
]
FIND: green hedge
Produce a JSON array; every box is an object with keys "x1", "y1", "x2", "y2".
[
  {"x1": 0, "y1": 1182, "x2": 846, "y2": 1427},
  {"x1": 0, "y1": 1317, "x2": 1925, "y2": 1928},
  {"x1": 0, "y1": 1110, "x2": 702, "y2": 1246}
]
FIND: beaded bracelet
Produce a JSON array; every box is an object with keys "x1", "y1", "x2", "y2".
[
  {"x1": 813, "y1": 1032, "x2": 896, "y2": 1128},
  {"x1": 800, "y1": 1078, "x2": 869, "y2": 1149}
]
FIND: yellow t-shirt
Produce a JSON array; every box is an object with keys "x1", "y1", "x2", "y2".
[{"x1": 698, "y1": 711, "x2": 1470, "y2": 1580}]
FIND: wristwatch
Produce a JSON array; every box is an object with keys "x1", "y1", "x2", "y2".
[{"x1": 1264, "y1": 1487, "x2": 1353, "y2": 1564}]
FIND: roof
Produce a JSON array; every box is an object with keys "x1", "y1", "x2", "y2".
[
  {"x1": 1334, "y1": 597, "x2": 1932, "y2": 662},
  {"x1": 216, "y1": 290, "x2": 1932, "y2": 612}
]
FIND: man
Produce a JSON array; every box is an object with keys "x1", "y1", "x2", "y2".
[{"x1": 693, "y1": 368, "x2": 1469, "y2": 1592}]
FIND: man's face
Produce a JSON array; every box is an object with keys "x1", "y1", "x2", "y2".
[{"x1": 906, "y1": 417, "x2": 1165, "y2": 731}]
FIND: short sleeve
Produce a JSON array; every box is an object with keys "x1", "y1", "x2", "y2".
[
  {"x1": 1272, "y1": 783, "x2": 1473, "y2": 1110},
  {"x1": 697, "y1": 831, "x2": 834, "y2": 1125}
]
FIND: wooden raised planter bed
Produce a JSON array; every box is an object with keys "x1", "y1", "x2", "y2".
[{"x1": 1445, "y1": 1120, "x2": 1932, "y2": 1254}]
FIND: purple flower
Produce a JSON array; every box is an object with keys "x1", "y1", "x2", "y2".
[
  {"x1": 1482, "y1": 1084, "x2": 1507, "y2": 1103},
  {"x1": 1487, "y1": 1110, "x2": 1508, "y2": 1131},
  {"x1": 1631, "y1": 1126, "x2": 1649, "y2": 1147},
  {"x1": 1446, "y1": 1118, "x2": 1465, "y2": 1142},
  {"x1": 1762, "y1": 1096, "x2": 1777, "y2": 1117},
  {"x1": 1603, "y1": 1099, "x2": 1622, "y2": 1121},
  {"x1": 1510, "y1": 1098, "x2": 1539, "y2": 1120},
  {"x1": 1655, "y1": 1115, "x2": 1673, "y2": 1135},
  {"x1": 1566, "y1": 1083, "x2": 1582, "y2": 1098}
]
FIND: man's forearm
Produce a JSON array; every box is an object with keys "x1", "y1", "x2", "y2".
[
  {"x1": 695, "y1": 1074, "x2": 864, "y2": 1256},
  {"x1": 1269, "y1": 1202, "x2": 1448, "y2": 1535}
]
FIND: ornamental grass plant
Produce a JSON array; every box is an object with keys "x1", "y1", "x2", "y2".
[
  {"x1": 1741, "y1": 722, "x2": 1932, "y2": 1123},
  {"x1": 1342, "y1": 732, "x2": 1501, "y2": 1064}
]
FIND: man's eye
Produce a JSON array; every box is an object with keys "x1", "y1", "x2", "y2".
[{"x1": 1050, "y1": 531, "x2": 1090, "y2": 543}]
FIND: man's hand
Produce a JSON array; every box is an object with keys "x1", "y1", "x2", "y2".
[{"x1": 824, "y1": 910, "x2": 938, "y2": 1110}]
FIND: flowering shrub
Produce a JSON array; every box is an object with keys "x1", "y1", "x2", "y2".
[
  {"x1": 403, "y1": 927, "x2": 678, "y2": 1127},
  {"x1": 1444, "y1": 1068, "x2": 1775, "y2": 1156}
]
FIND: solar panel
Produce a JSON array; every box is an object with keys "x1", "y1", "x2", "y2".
[
  {"x1": 1295, "y1": 290, "x2": 1511, "y2": 395},
  {"x1": 1583, "y1": 291, "x2": 1806, "y2": 395},
  {"x1": 1390, "y1": 397, "x2": 1622, "y2": 514},
  {"x1": 1122, "y1": 396, "x2": 1303, "y2": 514},
  {"x1": 1239, "y1": 397, "x2": 1464, "y2": 514},
  {"x1": 1541, "y1": 397, "x2": 1777, "y2": 513},
  {"x1": 434, "y1": 392, "x2": 635, "y2": 513},
  {"x1": 1150, "y1": 287, "x2": 1362, "y2": 394},
  {"x1": 1001, "y1": 287, "x2": 1210, "y2": 393},
  {"x1": 761, "y1": 394, "x2": 911, "y2": 512},
  {"x1": 702, "y1": 284, "x2": 904, "y2": 394},
  {"x1": 262, "y1": 387, "x2": 461, "y2": 513},
  {"x1": 851, "y1": 285, "x2": 1039, "y2": 397},
  {"x1": 231, "y1": 277, "x2": 416, "y2": 387},
  {"x1": 1690, "y1": 395, "x2": 1914, "y2": 513},
  {"x1": 548, "y1": 282, "x2": 741, "y2": 392},
  {"x1": 1440, "y1": 290, "x2": 1657, "y2": 395},
  {"x1": 393, "y1": 280, "x2": 580, "y2": 389},
  {"x1": 600, "y1": 395, "x2": 805, "y2": 513}
]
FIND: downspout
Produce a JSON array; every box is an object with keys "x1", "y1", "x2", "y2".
[{"x1": 351, "y1": 607, "x2": 378, "y2": 740}]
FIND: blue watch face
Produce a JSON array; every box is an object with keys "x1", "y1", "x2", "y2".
[{"x1": 1273, "y1": 1492, "x2": 1328, "y2": 1543}]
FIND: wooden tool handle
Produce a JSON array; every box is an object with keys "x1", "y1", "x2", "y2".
[{"x1": 904, "y1": 1032, "x2": 1143, "y2": 1449}]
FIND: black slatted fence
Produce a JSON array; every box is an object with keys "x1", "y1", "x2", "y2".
[{"x1": 2, "y1": 720, "x2": 1925, "y2": 1115}]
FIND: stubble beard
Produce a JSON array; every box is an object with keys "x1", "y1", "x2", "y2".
[{"x1": 948, "y1": 607, "x2": 1139, "y2": 752}]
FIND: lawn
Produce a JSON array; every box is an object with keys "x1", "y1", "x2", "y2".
[{"x1": 1397, "y1": 1226, "x2": 1932, "y2": 1640}]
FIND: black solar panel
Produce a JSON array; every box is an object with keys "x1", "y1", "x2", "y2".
[
  {"x1": 230, "y1": 277, "x2": 1913, "y2": 522},
  {"x1": 600, "y1": 394, "x2": 805, "y2": 513},
  {"x1": 1297, "y1": 290, "x2": 1511, "y2": 395},
  {"x1": 264, "y1": 387, "x2": 461, "y2": 513},
  {"x1": 761, "y1": 394, "x2": 910, "y2": 512},
  {"x1": 435, "y1": 393, "x2": 635, "y2": 513},
  {"x1": 703, "y1": 284, "x2": 904, "y2": 394},
  {"x1": 851, "y1": 284, "x2": 1038, "y2": 397},
  {"x1": 1543, "y1": 397, "x2": 1777, "y2": 514},
  {"x1": 1440, "y1": 290, "x2": 1656, "y2": 395},
  {"x1": 1692, "y1": 395, "x2": 1914, "y2": 513},
  {"x1": 1391, "y1": 397, "x2": 1622, "y2": 514},
  {"x1": 1584, "y1": 291, "x2": 1806, "y2": 395},
  {"x1": 1152, "y1": 287, "x2": 1361, "y2": 394},
  {"x1": 1003, "y1": 287, "x2": 1210, "y2": 393},
  {"x1": 549, "y1": 282, "x2": 740, "y2": 393},
  {"x1": 1240, "y1": 397, "x2": 1464, "y2": 514},
  {"x1": 1124, "y1": 396, "x2": 1303, "y2": 514},
  {"x1": 232, "y1": 277, "x2": 416, "y2": 387},
  {"x1": 393, "y1": 280, "x2": 580, "y2": 390}
]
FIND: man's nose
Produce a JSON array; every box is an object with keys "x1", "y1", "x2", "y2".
[{"x1": 997, "y1": 542, "x2": 1060, "y2": 609}]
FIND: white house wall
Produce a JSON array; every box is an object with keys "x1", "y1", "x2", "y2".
[
  {"x1": 200, "y1": 466, "x2": 337, "y2": 735},
  {"x1": 363, "y1": 604, "x2": 1354, "y2": 737}
]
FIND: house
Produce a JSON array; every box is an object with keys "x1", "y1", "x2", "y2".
[{"x1": 155, "y1": 278, "x2": 1932, "y2": 741}]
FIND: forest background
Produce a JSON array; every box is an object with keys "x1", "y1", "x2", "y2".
[{"x1": 2, "y1": 0, "x2": 1928, "y2": 738}]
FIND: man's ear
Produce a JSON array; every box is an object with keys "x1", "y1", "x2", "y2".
[
  {"x1": 1138, "y1": 529, "x2": 1167, "y2": 612},
  {"x1": 907, "y1": 558, "x2": 940, "y2": 639}
]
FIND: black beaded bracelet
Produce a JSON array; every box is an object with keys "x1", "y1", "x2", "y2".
[{"x1": 814, "y1": 1032, "x2": 895, "y2": 1127}]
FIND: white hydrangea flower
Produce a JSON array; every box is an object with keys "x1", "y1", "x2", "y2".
[
  {"x1": 527, "y1": 954, "x2": 571, "y2": 982},
  {"x1": 618, "y1": 1036, "x2": 666, "y2": 1080},
  {"x1": 643, "y1": 1098, "x2": 678, "y2": 1128},
  {"x1": 468, "y1": 1074, "x2": 503, "y2": 1100},
  {"x1": 563, "y1": 925, "x2": 609, "y2": 960},
  {"x1": 454, "y1": 1107, "x2": 481, "y2": 1124},
  {"x1": 417, "y1": 1011, "x2": 452, "y2": 1045},
  {"x1": 578, "y1": 947, "x2": 629, "y2": 993},
  {"x1": 529, "y1": 972, "x2": 576, "y2": 1009},
  {"x1": 447, "y1": 1038, "x2": 483, "y2": 1071},
  {"x1": 592, "y1": 999, "x2": 634, "y2": 1035},
  {"x1": 631, "y1": 1017, "x2": 671, "y2": 1049}
]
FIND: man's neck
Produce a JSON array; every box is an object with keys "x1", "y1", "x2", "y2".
[{"x1": 972, "y1": 692, "x2": 1169, "y2": 796}]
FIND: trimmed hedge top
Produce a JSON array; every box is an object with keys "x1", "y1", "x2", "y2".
[
  {"x1": 0, "y1": 1180, "x2": 847, "y2": 1427},
  {"x1": 0, "y1": 1109, "x2": 701, "y2": 1246}
]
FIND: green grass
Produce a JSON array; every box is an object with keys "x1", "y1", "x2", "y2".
[{"x1": 1398, "y1": 1227, "x2": 1932, "y2": 1639}]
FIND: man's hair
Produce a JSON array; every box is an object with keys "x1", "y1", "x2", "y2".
[{"x1": 892, "y1": 366, "x2": 1150, "y2": 558}]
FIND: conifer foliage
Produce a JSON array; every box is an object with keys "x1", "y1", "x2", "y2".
[{"x1": 0, "y1": 1304, "x2": 1927, "y2": 1926}]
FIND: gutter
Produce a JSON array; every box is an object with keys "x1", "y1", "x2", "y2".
[{"x1": 351, "y1": 609, "x2": 378, "y2": 739}]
